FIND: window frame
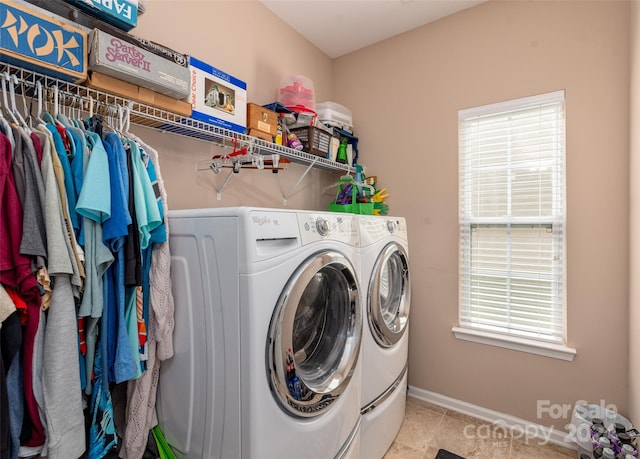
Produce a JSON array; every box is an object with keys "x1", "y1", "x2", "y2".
[{"x1": 454, "y1": 90, "x2": 576, "y2": 361}]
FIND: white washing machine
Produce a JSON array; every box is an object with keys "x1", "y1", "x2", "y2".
[
  {"x1": 156, "y1": 207, "x2": 363, "y2": 459},
  {"x1": 358, "y1": 215, "x2": 411, "y2": 459}
]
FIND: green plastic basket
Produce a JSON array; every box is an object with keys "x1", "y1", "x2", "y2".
[{"x1": 328, "y1": 177, "x2": 374, "y2": 215}]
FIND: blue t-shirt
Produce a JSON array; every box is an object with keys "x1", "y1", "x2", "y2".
[{"x1": 102, "y1": 134, "x2": 130, "y2": 245}]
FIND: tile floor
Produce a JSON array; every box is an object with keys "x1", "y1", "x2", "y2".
[{"x1": 384, "y1": 396, "x2": 578, "y2": 459}]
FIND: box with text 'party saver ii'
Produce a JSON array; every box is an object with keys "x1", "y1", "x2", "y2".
[
  {"x1": 189, "y1": 56, "x2": 247, "y2": 134},
  {"x1": 89, "y1": 28, "x2": 190, "y2": 99},
  {"x1": 0, "y1": 0, "x2": 87, "y2": 83}
]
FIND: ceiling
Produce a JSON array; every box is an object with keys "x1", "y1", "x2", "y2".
[{"x1": 259, "y1": 0, "x2": 486, "y2": 59}]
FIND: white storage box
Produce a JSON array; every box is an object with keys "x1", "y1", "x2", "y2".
[{"x1": 316, "y1": 101, "x2": 353, "y2": 131}]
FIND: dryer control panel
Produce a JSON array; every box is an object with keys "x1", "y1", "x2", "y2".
[
  {"x1": 297, "y1": 213, "x2": 359, "y2": 247},
  {"x1": 359, "y1": 216, "x2": 408, "y2": 247}
]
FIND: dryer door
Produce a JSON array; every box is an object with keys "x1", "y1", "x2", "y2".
[
  {"x1": 368, "y1": 242, "x2": 410, "y2": 347},
  {"x1": 268, "y1": 250, "x2": 361, "y2": 418}
]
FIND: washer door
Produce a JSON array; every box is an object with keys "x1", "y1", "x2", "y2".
[
  {"x1": 268, "y1": 250, "x2": 361, "y2": 418},
  {"x1": 368, "y1": 242, "x2": 410, "y2": 347}
]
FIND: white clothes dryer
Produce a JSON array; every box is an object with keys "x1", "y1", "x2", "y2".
[
  {"x1": 358, "y1": 215, "x2": 411, "y2": 459},
  {"x1": 156, "y1": 207, "x2": 362, "y2": 459}
]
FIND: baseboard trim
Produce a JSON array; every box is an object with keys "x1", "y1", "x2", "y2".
[{"x1": 407, "y1": 385, "x2": 577, "y2": 451}]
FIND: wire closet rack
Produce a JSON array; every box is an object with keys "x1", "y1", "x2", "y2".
[{"x1": 0, "y1": 62, "x2": 354, "y2": 176}]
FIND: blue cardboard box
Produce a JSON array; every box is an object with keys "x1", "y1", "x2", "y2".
[
  {"x1": 189, "y1": 56, "x2": 247, "y2": 134},
  {"x1": 0, "y1": 0, "x2": 87, "y2": 82},
  {"x1": 64, "y1": 0, "x2": 137, "y2": 31}
]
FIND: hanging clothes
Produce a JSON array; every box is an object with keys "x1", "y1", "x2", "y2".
[
  {"x1": 35, "y1": 125, "x2": 86, "y2": 459},
  {"x1": 76, "y1": 132, "x2": 114, "y2": 395},
  {"x1": 0, "y1": 127, "x2": 45, "y2": 459},
  {"x1": 1, "y1": 311, "x2": 23, "y2": 459},
  {"x1": 44, "y1": 124, "x2": 80, "y2": 237},
  {"x1": 119, "y1": 133, "x2": 174, "y2": 459},
  {"x1": 12, "y1": 125, "x2": 48, "y2": 451},
  {"x1": 102, "y1": 133, "x2": 137, "y2": 385},
  {"x1": 0, "y1": 79, "x2": 176, "y2": 458}
]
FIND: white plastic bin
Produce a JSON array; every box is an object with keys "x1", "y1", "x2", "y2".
[
  {"x1": 570, "y1": 403, "x2": 632, "y2": 456},
  {"x1": 316, "y1": 101, "x2": 353, "y2": 131}
]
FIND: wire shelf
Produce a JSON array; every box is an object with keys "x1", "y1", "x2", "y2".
[{"x1": 0, "y1": 62, "x2": 354, "y2": 173}]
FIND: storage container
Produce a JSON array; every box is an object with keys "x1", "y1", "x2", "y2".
[
  {"x1": 0, "y1": 0, "x2": 87, "y2": 83},
  {"x1": 94, "y1": 21, "x2": 189, "y2": 68},
  {"x1": 64, "y1": 0, "x2": 138, "y2": 31},
  {"x1": 328, "y1": 177, "x2": 374, "y2": 215},
  {"x1": 278, "y1": 74, "x2": 315, "y2": 111},
  {"x1": 86, "y1": 72, "x2": 192, "y2": 117},
  {"x1": 316, "y1": 101, "x2": 353, "y2": 131},
  {"x1": 247, "y1": 103, "x2": 278, "y2": 136},
  {"x1": 248, "y1": 129, "x2": 272, "y2": 142},
  {"x1": 189, "y1": 55, "x2": 247, "y2": 134},
  {"x1": 89, "y1": 28, "x2": 190, "y2": 99},
  {"x1": 290, "y1": 126, "x2": 333, "y2": 158}
]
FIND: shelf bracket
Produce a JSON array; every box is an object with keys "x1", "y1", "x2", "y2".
[
  {"x1": 283, "y1": 156, "x2": 318, "y2": 206},
  {"x1": 213, "y1": 168, "x2": 235, "y2": 200}
]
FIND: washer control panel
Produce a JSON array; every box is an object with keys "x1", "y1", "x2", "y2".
[
  {"x1": 316, "y1": 217, "x2": 330, "y2": 236},
  {"x1": 298, "y1": 213, "x2": 359, "y2": 247}
]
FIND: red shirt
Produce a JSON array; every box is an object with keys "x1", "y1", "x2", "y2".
[{"x1": 0, "y1": 132, "x2": 45, "y2": 447}]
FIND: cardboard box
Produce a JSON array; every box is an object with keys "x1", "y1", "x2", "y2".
[
  {"x1": 89, "y1": 28, "x2": 190, "y2": 99},
  {"x1": 96, "y1": 20, "x2": 189, "y2": 68},
  {"x1": 189, "y1": 55, "x2": 247, "y2": 134},
  {"x1": 0, "y1": 0, "x2": 87, "y2": 83},
  {"x1": 19, "y1": 0, "x2": 92, "y2": 33},
  {"x1": 247, "y1": 103, "x2": 277, "y2": 136},
  {"x1": 248, "y1": 129, "x2": 272, "y2": 143},
  {"x1": 64, "y1": 0, "x2": 137, "y2": 31},
  {"x1": 86, "y1": 71, "x2": 192, "y2": 117}
]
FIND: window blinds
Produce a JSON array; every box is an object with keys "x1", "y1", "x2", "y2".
[{"x1": 458, "y1": 91, "x2": 566, "y2": 343}]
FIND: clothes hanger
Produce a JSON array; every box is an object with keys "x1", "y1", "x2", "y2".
[
  {"x1": 122, "y1": 103, "x2": 132, "y2": 136},
  {"x1": 0, "y1": 74, "x2": 8, "y2": 123},
  {"x1": 8, "y1": 74, "x2": 29, "y2": 130},
  {"x1": 34, "y1": 82, "x2": 46, "y2": 125},
  {"x1": 73, "y1": 97, "x2": 86, "y2": 130},
  {"x1": 117, "y1": 105, "x2": 126, "y2": 135},
  {"x1": 18, "y1": 79, "x2": 33, "y2": 130},
  {"x1": 102, "y1": 103, "x2": 120, "y2": 135},
  {"x1": 40, "y1": 85, "x2": 58, "y2": 125},
  {"x1": 1, "y1": 72, "x2": 20, "y2": 126},
  {"x1": 55, "y1": 91, "x2": 71, "y2": 127}
]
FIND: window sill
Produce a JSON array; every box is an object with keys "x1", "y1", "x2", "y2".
[{"x1": 451, "y1": 327, "x2": 576, "y2": 361}]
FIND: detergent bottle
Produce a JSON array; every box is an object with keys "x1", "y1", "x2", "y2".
[
  {"x1": 354, "y1": 165, "x2": 366, "y2": 202},
  {"x1": 336, "y1": 137, "x2": 348, "y2": 164}
]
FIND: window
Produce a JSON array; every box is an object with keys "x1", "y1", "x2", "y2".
[{"x1": 454, "y1": 91, "x2": 575, "y2": 361}]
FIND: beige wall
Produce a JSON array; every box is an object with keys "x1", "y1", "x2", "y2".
[
  {"x1": 334, "y1": 0, "x2": 630, "y2": 427},
  {"x1": 131, "y1": 0, "x2": 341, "y2": 211},
  {"x1": 131, "y1": 0, "x2": 633, "y2": 429},
  {"x1": 630, "y1": 0, "x2": 640, "y2": 425}
]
